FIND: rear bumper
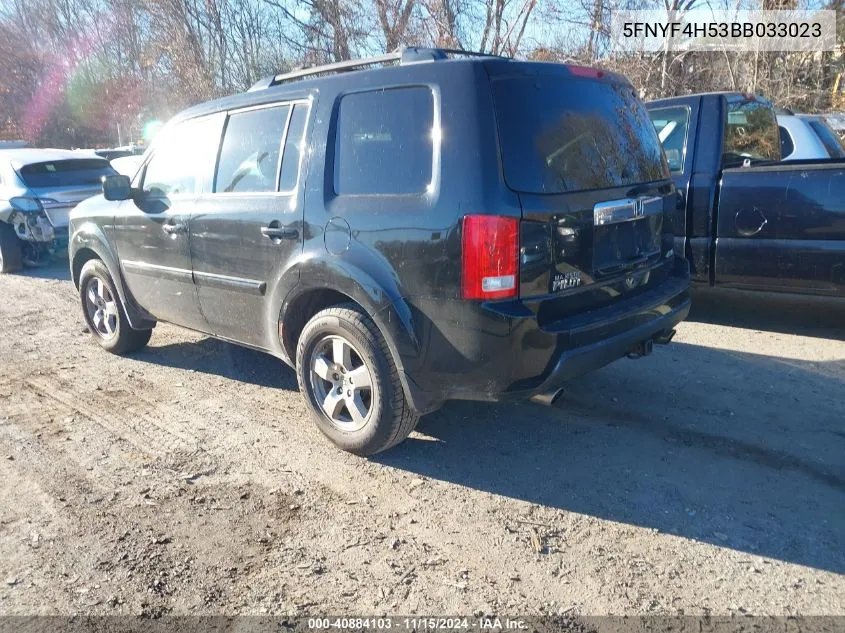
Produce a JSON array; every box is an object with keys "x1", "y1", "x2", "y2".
[
  {"x1": 401, "y1": 260, "x2": 691, "y2": 413},
  {"x1": 527, "y1": 288, "x2": 689, "y2": 397}
]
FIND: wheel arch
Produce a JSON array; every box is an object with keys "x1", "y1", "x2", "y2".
[
  {"x1": 277, "y1": 258, "x2": 434, "y2": 414},
  {"x1": 70, "y1": 223, "x2": 156, "y2": 330}
]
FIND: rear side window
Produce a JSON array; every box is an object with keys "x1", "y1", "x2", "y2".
[
  {"x1": 18, "y1": 159, "x2": 115, "y2": 188},
  {"x1": 493, "y1": 77, "x2": 668, "y2": 194},
  {"x1": 723, "y1": 97, "x2": 780, "y2": 165},
  {"x1": 779, "y1": 126, "x2": 795, "y2": 158},
  {"x1": 807, "y1": 120, "x2": 845, "y2": 158},
  {"x1": 215, "y1": 105, "x2": 290, "y2": 193},
  {"x1": 334, "y1": 87, "x2": 434, "y2": 195},
  {"x1": 649, "y1": 106, "x2": 690, "y2": 173}
]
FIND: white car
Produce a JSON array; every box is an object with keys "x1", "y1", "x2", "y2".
[
  {"x1": 777, "y1": 113, "x2": 845, "y2": 160},
  {"x1": 0, "y1": 149, "x2": 116, "y2": 271},
  {"x1": 110, "y1": 154, "x2": 145, "y2": 178}
]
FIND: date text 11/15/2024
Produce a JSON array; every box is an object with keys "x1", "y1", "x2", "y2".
[{"x1": 308, "y1": 617, "x2": 530, "y2": 630}]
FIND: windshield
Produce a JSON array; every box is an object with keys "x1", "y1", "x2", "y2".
[
  {"x1": 492, "y1": 76, "x2": 668, "y2": 194},
  {"x1": 723, "y1": 97, "x2": 780, "y2": 166},
  {"x1": 18, "y1": 159, "x2": 116, "y2": 188}
]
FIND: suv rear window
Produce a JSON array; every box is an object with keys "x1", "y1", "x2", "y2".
[
  {"x1": 18, "y1": 159, "x2": 115, "y2": 188},
  {"x1": 492, "y1": 77, "x2": 668, "y2": 194},
  {"x1": 334, "y1": 87, "x2": 434, "y2": 195}
]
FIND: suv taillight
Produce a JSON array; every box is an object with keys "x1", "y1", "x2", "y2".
[{"x1": 461, "y1": 215, "x2": 519, "y2": 300}]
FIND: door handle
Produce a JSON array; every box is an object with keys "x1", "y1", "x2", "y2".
[
  {"x1": 261, "y1": 226, "x2": 299, "y2": 240},
  {"x1": 163, "y1": 223, "x2": 187, "y2": 235}
]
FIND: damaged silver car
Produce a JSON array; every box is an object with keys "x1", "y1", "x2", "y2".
[{"x1": 0, "y1": 149, "x2": 116, "y2": 272}]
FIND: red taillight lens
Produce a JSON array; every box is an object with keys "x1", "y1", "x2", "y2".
[
  {"x1": 461, "y1": 215, "x2": 519, "y2": 300},
  {"x1": 567, "y1": 65, "x2": 604, "y2": 79}
]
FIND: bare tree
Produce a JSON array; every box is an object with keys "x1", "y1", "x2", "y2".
[
  {"x1": 376, "y1": 0, "x2": 416, "y2": 51},
  {"x1": 0, "y1": 0, "x2": 840, "y2": 148}
]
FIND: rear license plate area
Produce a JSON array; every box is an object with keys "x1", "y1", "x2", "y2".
[{"x1": 593, "y1": 216, "x2": 661, "y2": 278}]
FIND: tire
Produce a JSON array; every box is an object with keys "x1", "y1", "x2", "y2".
[
  {"x1": 79, "y1": 259, "x2": 153, "y2": 355},
  {"x1": 296, "y1": 303, "x2": 419, "y2": 456},
  {"x1": 0, "y1": 222, "x2": 23, "y2": 274}
]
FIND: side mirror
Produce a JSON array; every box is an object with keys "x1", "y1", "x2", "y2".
[{"x1": 102, "y1": 174, "x2": 132, "y2": 201}]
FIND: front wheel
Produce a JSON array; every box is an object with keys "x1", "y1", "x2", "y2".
[
  {"x1": 79, "y1": 259, "x2": 153, "y2": 354},
  {"x1": 296, "y1": 303, "x2": 419, "y2": 456}
]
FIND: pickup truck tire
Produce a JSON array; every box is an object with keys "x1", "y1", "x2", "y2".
[
  {"x1": 296, "y1": 303, "x2": 419, "y2": 456},
  {"x1": 0, "y1": 222, "x2": 23, "y2": 274},
  {"x1": 79, "y1": 259, "x2": 153, "y2": 355}
]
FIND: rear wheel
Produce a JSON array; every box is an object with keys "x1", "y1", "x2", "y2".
[
  {"x1": 0, "y1": 222, "x2": 23, "y2": 273},
  {"x1": 296, "y1": 303, "x2": 419, "y2": 456},
  {"x1": 79, "y1": 259, "x2": 152, "y2": 354}
]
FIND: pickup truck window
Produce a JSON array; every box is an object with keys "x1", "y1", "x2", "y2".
[
  {"x1": 649, "y1": 106, "x2": 689, "y2": 173},
  {"x1": 723, "y1": 97, "x2": 780, "y2": 166},
  {"x1": 493, "y1": 77, "x2": 667, "y2": 193}
]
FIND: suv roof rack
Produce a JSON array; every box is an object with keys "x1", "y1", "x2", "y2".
[{"x1": 248, "y1": 47, "x2": 508, "y2": 92}]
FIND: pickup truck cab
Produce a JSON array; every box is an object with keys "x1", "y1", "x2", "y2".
[
  {"x1": 649, "y1": 92, "x2": 845, "y2": 297},
  {"x1": 70, "y1": 48, "x2": 691, "y2": 455}
]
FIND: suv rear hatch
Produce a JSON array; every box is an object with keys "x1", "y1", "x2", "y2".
[{"x1": 490, "y1": 65, "x2": 675, "y2": 324}]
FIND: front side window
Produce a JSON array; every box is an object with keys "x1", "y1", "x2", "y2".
[
  {"x1": 649, "y1": 106, "x2": 690, "y2": 173},
  {"x1": 143, "y1": 116, "x2": 220, "y2": 196},
  {"x1": 334, "y1": 87, "x2": 434, "y2": 195},
  {"x1": 723, "y1": 96, "x2": 780, "y2": 166},
  {"x1": 215, "y1": 105, "x2": 290, "y2": 194}
]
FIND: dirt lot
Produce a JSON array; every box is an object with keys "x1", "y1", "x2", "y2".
[{"x1": 1, "y1": 264, "x2": 844, "y2": 617}]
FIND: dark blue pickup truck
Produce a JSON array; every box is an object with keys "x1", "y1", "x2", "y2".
[{"x1": 649, "y1": 92, "x2": 845, "y2": 297}]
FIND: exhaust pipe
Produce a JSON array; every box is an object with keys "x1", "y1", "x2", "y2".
[
  {"x1": 627, "y1": 328, "x2": 677, "y2": 360},
  {"x1": 531, "y1": 387, "x2": 565, "y2": 406},
  {"x1": 626, "y1": 338, "x2": 654, "y2": 359},
  {"x1": 654, "y1": 328, "x2": 676, "y2": 345}
]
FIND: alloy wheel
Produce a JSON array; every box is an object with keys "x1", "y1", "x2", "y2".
[
  {"x1": 84, "y1": 277, "x2": 119, "y2": 339},
  {"x1": 309, "y1": 335, "x2": 375, "y2": 432}
]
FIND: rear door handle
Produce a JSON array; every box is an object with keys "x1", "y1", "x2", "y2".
[
  {"x1": 163, "y1": 223, "x2": 187, "y2": 235},
  {"x1": 261, "y1": 226, "x2": 299, "y2": 240}
]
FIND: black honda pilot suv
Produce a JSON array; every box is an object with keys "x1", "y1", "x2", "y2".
[{"x1": 69, "y1": 47, "x2": 691, "y2": 455}]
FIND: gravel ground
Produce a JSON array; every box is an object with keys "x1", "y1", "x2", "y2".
[{"x1": 0, "y1": 264, "x2": 843, "y2": 617}]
